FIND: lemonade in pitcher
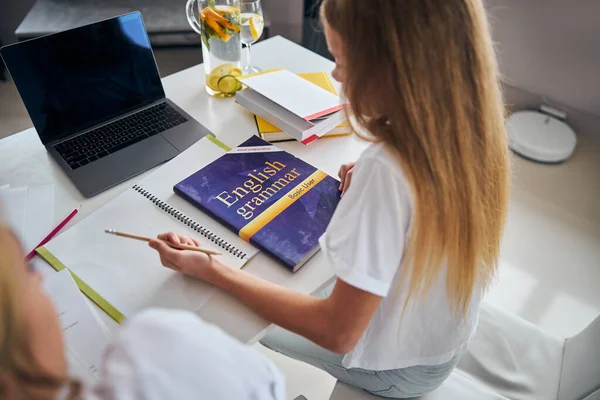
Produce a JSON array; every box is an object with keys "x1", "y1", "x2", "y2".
[{"x1": 186, "y1": 0, "x2": 243, "y2": 97}]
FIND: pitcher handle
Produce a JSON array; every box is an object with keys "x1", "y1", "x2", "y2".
[{"x1": 186, "y1": 0, "x2": 203, "y2": 35}]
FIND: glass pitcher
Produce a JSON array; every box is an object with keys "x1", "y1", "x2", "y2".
[{"x1": 186, "y1": 0, "x2": 243, "y2": 97}]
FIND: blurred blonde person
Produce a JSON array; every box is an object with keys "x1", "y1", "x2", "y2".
[{"x1": 0, "y1": 222, "x2": 285, "y2": 400}]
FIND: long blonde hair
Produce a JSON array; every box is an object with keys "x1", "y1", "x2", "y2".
[
  {"x1": 322, "y1": 0, "x2": 509, "y2": 314},
  {"x1": 0, "y1": 224, "x2": 80, "y2": 399}
]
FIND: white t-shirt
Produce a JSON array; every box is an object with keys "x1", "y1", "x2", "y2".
[
  {"x1": 319, "y1": 143, "x2": 482, "y2": 371},
  {"x1": 87, "y1": 309, "x2": 285, "y2": 400}
]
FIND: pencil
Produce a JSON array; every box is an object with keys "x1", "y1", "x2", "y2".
[
  {"x1": 25, "y1": 208, "x2": 79, "y2": 261},
  {"x1": 104, "y1": 229, "x2": 222, "y2": 256}
]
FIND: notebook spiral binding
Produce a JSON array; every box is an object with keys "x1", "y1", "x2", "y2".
[{"x1": 132, "y1": 185, "x2": 247, "y2": 259}]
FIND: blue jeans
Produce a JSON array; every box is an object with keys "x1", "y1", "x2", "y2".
[
  {"x1": 260, "y1": 329, "x2": 458, "y2": 399},
  {"x1": 259, "y1": 285, "x2": 458, "y2": 398}
]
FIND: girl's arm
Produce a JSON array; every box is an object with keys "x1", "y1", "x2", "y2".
[{"x1": 150, "y1": 233, "x2": 382, "y2": 353}]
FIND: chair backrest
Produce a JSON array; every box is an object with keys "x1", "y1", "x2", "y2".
[
  {"x1": 558, "y1": 314, "x2": 600, "y2": 400},
  {"x1": 328, "y1": 310, "x2": 600, "y2": 400}
]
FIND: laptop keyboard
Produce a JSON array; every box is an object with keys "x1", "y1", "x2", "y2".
[{"x1": 54, "y1": 103, "x2": 187, "y2": 170}]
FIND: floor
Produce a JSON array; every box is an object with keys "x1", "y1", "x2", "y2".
[
  {"x1": 1, "y1": 47, "x2": 600, "y2": 400},
  {"x1": 0, "y1": 72, "x2": 30, "y2": 139}
]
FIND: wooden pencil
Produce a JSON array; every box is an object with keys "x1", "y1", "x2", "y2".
[{"x1": 104, "y1": 229, "x2": 222, "y2": 256}]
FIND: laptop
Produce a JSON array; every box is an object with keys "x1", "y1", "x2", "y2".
[{"x1": 0, "y1": 12, "x2": 210, "y2": 197}]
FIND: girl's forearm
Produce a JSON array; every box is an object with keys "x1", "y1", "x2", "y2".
[{"x1": 213, "y1": 261, "x2": 342, "y2": 351}]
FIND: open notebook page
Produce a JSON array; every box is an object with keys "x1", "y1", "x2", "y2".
[
  {"x1": 239, "y1": 69, "x2": 347, "y2": 121},
  {"x1": 44, "y1": 188, "x2": 228, "y2": 319},
  {"x1": 44, "y1": 136, "x2": 258, "y2": 319}
]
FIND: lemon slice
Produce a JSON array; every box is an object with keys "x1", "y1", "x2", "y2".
[
  {"x1": 209, "y1": 63, "x2": 234, "y2": 77},
  {"x1": 231, "y1": 67, "x2": 242, "y2": 77},
  {"x1": 206, "y1": 74, "x2": 221, "y2": 91},
  {"x1": 218, "y1": 75, "x2": 240, "y2": 94},
  {"x1": 249, "y1": 14, "x2": 263, "y2": 41}
]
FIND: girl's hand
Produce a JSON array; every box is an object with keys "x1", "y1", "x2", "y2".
[
  {"x1": 149, "y1": 232, "x2": 231, "y2": 285},
  {"x1": 338, "y1": 161, "x2": 356, "y2": 197}
]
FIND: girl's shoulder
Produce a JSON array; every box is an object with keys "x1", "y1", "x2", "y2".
[
  {"x1": 357, "y1": 143, "x2": 410, "y2": 188},
  {"x1": 359, "y1": 142, "x2": 401, "y2": 168}
]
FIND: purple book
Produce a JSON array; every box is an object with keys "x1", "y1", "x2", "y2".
[{"x1": 174, "y1": 136, "x2": 342, "y2": 272}]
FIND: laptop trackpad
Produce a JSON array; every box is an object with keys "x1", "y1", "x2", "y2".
[
  {"x1": 161, "y1": 120, "x2": 210, "y2": 152},
  {"x1": 71, "y1": 135, "x2": 178, "y2": 197}
]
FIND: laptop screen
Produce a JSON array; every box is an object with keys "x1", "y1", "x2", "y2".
[{"x1": 1, "y1": 12, "x2": 165, "y2": 145}]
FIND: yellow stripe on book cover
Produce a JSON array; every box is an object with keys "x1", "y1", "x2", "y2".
[{"x1": 239, "y1": 170, "x2": 328, "y2": 241}]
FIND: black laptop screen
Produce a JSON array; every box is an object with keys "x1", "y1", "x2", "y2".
[{"x1": 1, "y1": 12, "x2": 165, "y2": 145}]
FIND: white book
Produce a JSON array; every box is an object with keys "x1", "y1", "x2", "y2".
[
  {"x1": 239, "y1": 70, "x2": 347, "y2": 120},
  {"x1": 236, "y1": 88, "x2": 347, "y2": 145},
  {"x1": 236, "y1": 69, "x2": 349, "y2": 144},
  {"x1": 41, "y1": 136, "x2": 259, "y2": 322}
]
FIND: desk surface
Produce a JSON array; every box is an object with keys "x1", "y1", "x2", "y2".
[{"x1": 0, "y1": 36, "x2": 368, "y2": 343}]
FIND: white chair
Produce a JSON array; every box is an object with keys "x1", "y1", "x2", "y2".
[{"x1": 329, "y1": 303, "x2": 600, "y2": 400}]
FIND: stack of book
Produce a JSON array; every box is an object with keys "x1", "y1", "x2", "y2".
[{"x1": 236, "y1": 69, "x2": 351, "y2": 144}]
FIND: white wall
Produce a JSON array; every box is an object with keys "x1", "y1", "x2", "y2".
[
  {"x1": 486, "y1": 0, "x2": 600, "y2": 139},
  {"x1": 0, "y1": 0, "x2": 35, "y2": 44},
  {"x1": 262, "y1": 0, "x2": 304, "y2": 44}
]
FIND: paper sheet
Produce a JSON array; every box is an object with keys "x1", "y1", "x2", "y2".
[
  {"x1": 43, "y1": 270, "x2": 111, "y2": 383},
  {"x1": 0, "y1": 186, "x2": 28, "y2": 240},
  {"x1": 30, "y1": 257, "x2": 56, "y2": 278},
  {"x1": 23, "y1": 185, "x2": 55, "y2": 254}
]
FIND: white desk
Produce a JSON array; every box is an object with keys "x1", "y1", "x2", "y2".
[{"x1": 0, "y1": 36, "x2": 368, "y2": 343}]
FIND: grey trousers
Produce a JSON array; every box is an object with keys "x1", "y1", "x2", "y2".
[{"x1": 260, "y1": 328, "x2": 458, "y2": 399}]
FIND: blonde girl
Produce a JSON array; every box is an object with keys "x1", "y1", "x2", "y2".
[{"x1": 151, "y1": 0, "x2": 509, "y2": 397}]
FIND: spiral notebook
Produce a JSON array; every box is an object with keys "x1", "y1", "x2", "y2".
[{"x1": 38, "y1": 136, "x2": 258, "y2": 323}]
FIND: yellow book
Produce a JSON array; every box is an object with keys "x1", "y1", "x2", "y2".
[{"x1": 255, "y1": 72, "x2": 351, "y2": 142}]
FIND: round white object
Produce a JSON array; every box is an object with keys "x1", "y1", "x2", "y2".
[{"x1": 506, "y1": 110, "x2": 577, "y2": 163}]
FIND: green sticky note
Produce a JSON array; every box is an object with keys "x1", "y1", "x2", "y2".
[
  {"x1": 206, "y1": 133, "x2": 232, "y2": 151},
  {"x1": 36, "y1": 247, "x2": 126, "y2": 323}
]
